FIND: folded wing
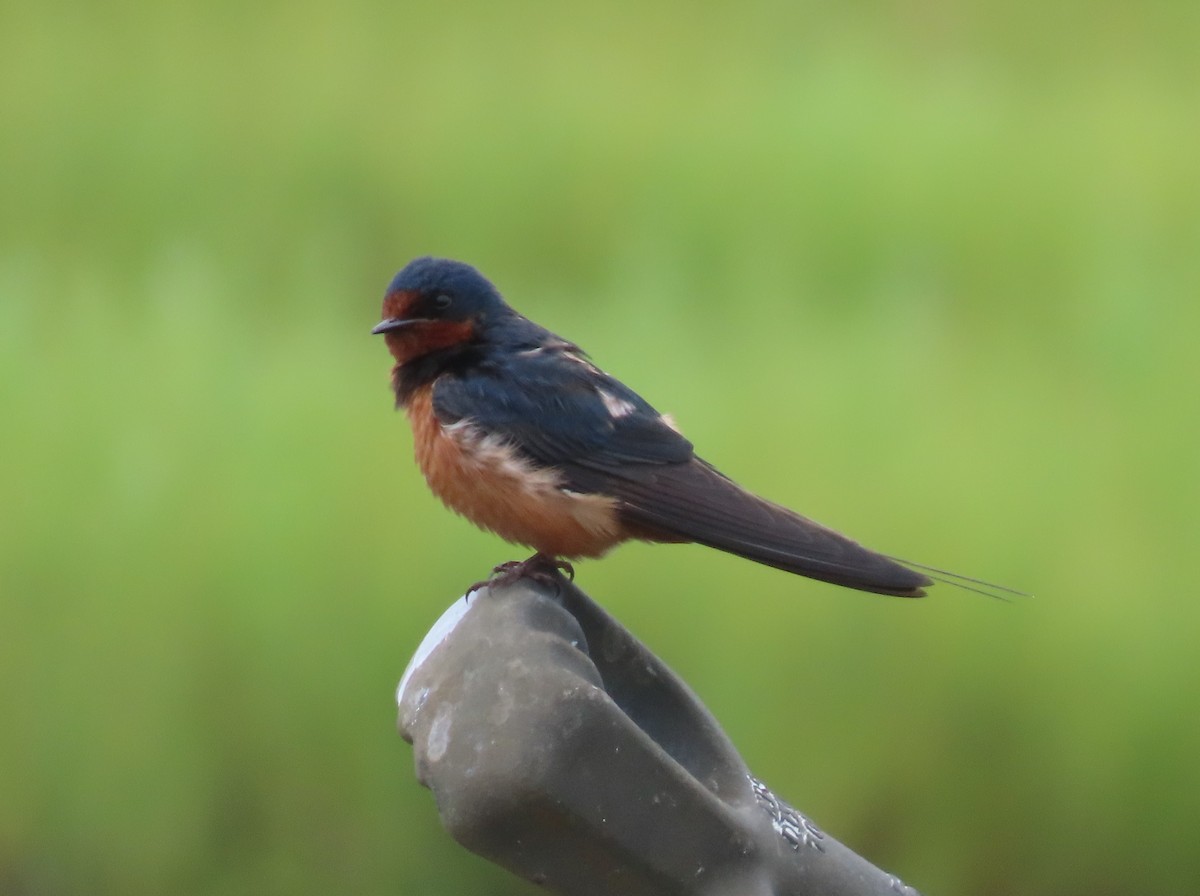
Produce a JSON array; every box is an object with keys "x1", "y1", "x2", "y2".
[
  {"x1": 432, "y1": 348, "x2": 929, "y2": 597},
  {"x1": 567, "y1": 458, "x2": 930, "y2": 597}
]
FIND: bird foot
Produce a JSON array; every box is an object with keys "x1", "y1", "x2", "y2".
[{"x1": 467, "y1": 553, "x2": 574, "y2": 597}]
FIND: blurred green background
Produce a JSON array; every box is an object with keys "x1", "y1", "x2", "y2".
[{"x1": 2, "y1": 1, "x2": 1197, "y2": 894}]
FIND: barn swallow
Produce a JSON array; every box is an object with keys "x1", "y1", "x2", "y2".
[{"x1": 373, "y1": 257, "x2": 1008, "y2": 598}]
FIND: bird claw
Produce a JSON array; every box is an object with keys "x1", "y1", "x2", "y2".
[
  {"x1": 468, "y1": 553, "x2": 574, "y2": 597},
  {"x1": 535, "y1": 554, "x2": 575, "y2": 582}
]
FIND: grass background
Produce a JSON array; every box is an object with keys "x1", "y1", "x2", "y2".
[{"x1": 2, "y1": 1, "x2": 1198, "y2": 894}]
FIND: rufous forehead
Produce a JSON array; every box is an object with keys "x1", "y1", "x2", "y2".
[{"x1": 382, "y1": 288, "x2": 421, "y2": 319}]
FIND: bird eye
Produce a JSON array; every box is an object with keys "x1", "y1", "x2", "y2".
[{"x1": 433, "y1": 294, "x2": 453, "y2": 310}]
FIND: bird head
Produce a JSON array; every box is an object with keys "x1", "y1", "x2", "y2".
[{"x1": 372, "y1": 257, "x2": 508, "y2": 365}]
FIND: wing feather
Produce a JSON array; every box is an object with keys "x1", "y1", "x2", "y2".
[
  {"x1": 431, "y1": 349, "x2": 928, "y2": 596},
  {"x1": 565, "y1": 459, "x2": 929, "y2": 596}
]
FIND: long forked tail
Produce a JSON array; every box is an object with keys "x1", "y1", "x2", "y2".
[
  {"x1": 609, "y1": 459, "x2": 934, "y2": 597},
  {"x1": 884, "y1": 557, "x2": 1029, "y2": 601}
]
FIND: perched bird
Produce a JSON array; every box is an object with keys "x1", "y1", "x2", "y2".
[{"x1": 374, "y1": 257, "x2": 997, "y2": 598}]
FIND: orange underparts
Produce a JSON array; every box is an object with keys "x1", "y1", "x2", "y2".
[{"x1": 406, "y1": 385, "x2": 626, "y2": 558}]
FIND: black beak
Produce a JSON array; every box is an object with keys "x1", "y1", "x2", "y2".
[{"x1": 371, "y1": 317, "x2": 428, "y2": 335}]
